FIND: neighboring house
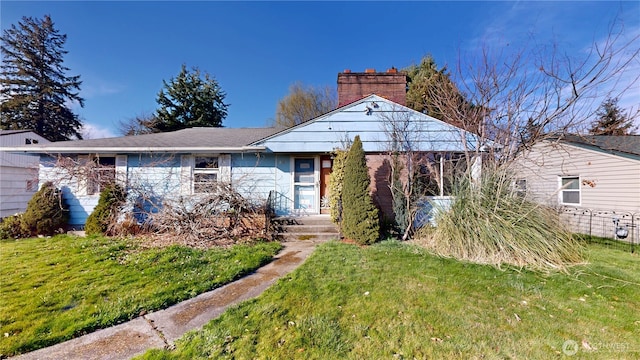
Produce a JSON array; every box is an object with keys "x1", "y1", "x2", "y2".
[
  {"x1": 0, "y1": 130, "x2": 50, "y2": 218},
  {"x1": 516, "y1": 135, "x2": 640, "y2": 240},
  {"x1": 2, "y1": 69, "x2": 481, "y2": 228}
]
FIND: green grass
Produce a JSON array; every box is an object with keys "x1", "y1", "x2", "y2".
[
  {"x1": 0, "y1": 235, "x2": 282, "y2": 357},
  {"x1": 139, "y1": 240, "x2": 639, "y2": 360}
]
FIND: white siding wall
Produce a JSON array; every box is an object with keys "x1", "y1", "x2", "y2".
[
  {"x1": 0, "y1": 132, "x2": 49, "y2": 217},
  {"x1": 517, "y1": 141, "x2": 640, "y2": 213}
]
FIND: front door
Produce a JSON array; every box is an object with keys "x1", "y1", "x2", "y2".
[
  {"x1": 293, "y1": 158, "x2": 316, "y2": 213},
  {"x1": 320, "y1": 155, "x2": 333, "y2": 214}
]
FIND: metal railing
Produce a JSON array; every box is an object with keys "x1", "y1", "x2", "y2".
[{"x1": 559, "y1": 207, "x2": 638, "y2": 253}]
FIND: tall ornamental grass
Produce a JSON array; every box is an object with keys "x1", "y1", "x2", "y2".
[{"x1": 416, "y1": 167, "x2": 584, "y2": 271}]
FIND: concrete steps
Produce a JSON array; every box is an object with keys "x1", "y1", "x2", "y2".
[{"x1": 274, "y1": 215, "x2": 340, "y2": 241}]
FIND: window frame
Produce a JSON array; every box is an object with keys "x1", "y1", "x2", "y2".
[
  {"x1": 88, "y1": 156, "x2": 116, "y2": 195},
  {"x1": 192, "y1": 155, "x2": 220, "y2": 194},
  {"x1": 514, "y1": 178, "x2": 527, "y2": 198},
  {"x1": 558, "y1": 175, "x2": 581, "y2": 206}
]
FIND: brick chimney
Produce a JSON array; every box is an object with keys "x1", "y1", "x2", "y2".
[{"x1": 337, "y1": 68, "x2": 407, "y2": 107}]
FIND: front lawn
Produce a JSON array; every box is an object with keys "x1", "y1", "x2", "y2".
[
  {"x1": 140, "y1": 240, "x2": 639, "y2": 359},
  {"x1": 0, "y1": 235, "x2": 282, "y2": 357}
]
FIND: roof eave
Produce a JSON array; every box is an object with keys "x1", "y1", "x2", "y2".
[{"x1": 0, "y1": 146, "x2": 267, "y2": 154}]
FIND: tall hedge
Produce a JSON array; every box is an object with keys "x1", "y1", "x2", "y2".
[
  {"x1": 21, "y1": 182, "x2": 68, "y2": 236},
  {"x1": 329, "y1": 148, "x2": 348, "y2": 225},
  {"x1": 85, "y1": 184, "x2": 126, "y2": 236},
  {"x1": 341, "y1": 136, "x2": 380, "y2": 245}
]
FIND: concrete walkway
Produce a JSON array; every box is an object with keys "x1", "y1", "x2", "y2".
[{"x1": 13, "y1": 240, "x2": 321, "y2": 360}]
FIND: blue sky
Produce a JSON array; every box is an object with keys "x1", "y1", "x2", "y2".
[{"x1": 2, "y1": 1, "x2": 639, "y2": 138}]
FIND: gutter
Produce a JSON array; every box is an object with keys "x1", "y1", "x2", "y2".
[{"x1": 0, "y1": 146, "x2": 267, "y2": 154}]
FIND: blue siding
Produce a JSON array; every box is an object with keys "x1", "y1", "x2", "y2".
[
  {"x1": 39, "y1": 153, "x2": 183, "y2": 227},
  {"x1": 274, "y1": 155, "x2": 292, "y2": 215},
  {"x1": 255, "y1": 97, "x2": 479, "y2": 153},
  {"x1": 231, "y1": 153, "x2": 293, "y2": 215},
  {"x1": 231, "y1": 153, "x2": 275, "y2": 200},
  {"x1": 127, "y1": 154, "x2": 182, "y2": 198}
]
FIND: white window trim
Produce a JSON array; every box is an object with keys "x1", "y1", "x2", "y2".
[
  {"x1": 181, "y1": 154, "x2": 231, "y2": 195},
  {"x1": 514, "y1": 178, "x2": 527, "y2": 198},
  {"x1": 77, "y1": 155, "x2": 117, "y2": 196},
  {"x1": 193, "y1": 155, "x2": 220, "y2": 194},
  {"x1": 558, "y1": 175, "x2": 581, "y2": 206}
]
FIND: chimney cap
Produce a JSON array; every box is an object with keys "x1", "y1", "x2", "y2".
[
  {"x1": 365, "y1": 68, "x2": 376, "y2": 73},
  {"x1": 386, "y1": 67, "x2": 397, "y2": 73},
  {"x1": 344, "y1": 69, "x2": 351, "y2": 73}
]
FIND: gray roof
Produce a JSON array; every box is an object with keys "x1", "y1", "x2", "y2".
[
  {"x1": 1, "y1": 127, "x2": 280, "y2": 154},
  {"x1": 0, "y1": 129, "x2": 37, "y2": 136},
  {"x1": 562, "y1": 134, "x2": 640, "y2": 158}
]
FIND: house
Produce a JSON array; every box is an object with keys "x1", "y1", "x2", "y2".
[
  {"x1": 515, "y1": 135, "x2": 640, "y2": 240},
  {"x1": 2, "y1": 69, "x2": 481, "y2": 228},
  {"x1": 0, "y1": 130, "x2": 50, "y2": 218}
]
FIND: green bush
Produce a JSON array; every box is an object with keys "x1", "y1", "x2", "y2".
[
  {"x1": 341, "y1": 136, "x2": 380, "y2": 245},
  {"x1": 85, "y1": 184, "x2": 126, "y2": 236},
  {"x1": 416, "y1": 166, "x2": 583, "y2": 270},
  {"x1": 0, "y1": 214, "x2": 29, "y2": 240},
  {"x1": 329, "y1": 148, "x2": 348, "y2": 225},
  {"x1": 21, "y1": 182, "x2": 68, "y2": 236}
]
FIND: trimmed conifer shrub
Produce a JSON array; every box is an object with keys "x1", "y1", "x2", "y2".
[
  {"x1": 0, "y1": 214, "x2": 29, "y2": 240},
  {"x1": 341, "y1": 136, "x2": 380, "y2": 245},
  {"x1": 329, "y1": 148, "x2": 348, "y2": 225},
  {"x1": 85, "y1": 184, "x2": 126, "y2": 236},
  {"x1": 21, "y1": 182, "x2": 68, "y2": 236}
]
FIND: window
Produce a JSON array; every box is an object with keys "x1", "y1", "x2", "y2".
[
  {"x1": 514, "y1": 179, "x2": 527, "y2": 198},
  {"x1": 88, "y1": 156, "x2": 116, "y2": 195},
  {"x1": 193, "y1": 156, "x2": 219, "y2": 193},
  {"x1": 559, "y1": 176, "x2": 580, "y2": 205}
]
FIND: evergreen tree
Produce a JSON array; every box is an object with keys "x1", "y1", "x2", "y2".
[
  {"x1": 21, "y1": 182, "x2": 68, "y2": 236},
  {"x1": 588, "y1": 97, "x2": 636, "y2": 135},
  {"x1": 153, "y1": 64, "x2": 228, "y2": 132},
  {"x1": 0, "y1": 15, "x2": 84, "y2": 141},
  {"x1": 403, "y1": 55, "x2": 482, "y2": 132},
  {"x1": 84, "y1": 184, "x2": 125, "y2": 236},
  {"x1": 329, "y1": 148, "x2": 349, "y2": 225},
  {"x1": 341, "y1": 136, "x2": 380, "y2": 245}
]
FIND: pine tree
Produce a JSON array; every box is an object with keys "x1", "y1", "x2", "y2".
[
  {"x1": 0, "y1": 15, "x2": 84, "y2": 141},
  {"x1": 588, "y1": 97, "x2": 636, "y2": 135},
  {"x1": 341, "y1": 136, "x2": 380, "y2": 245},
  {"x1": 153, "y1": 64, "x2": 228, "y2": 132}
]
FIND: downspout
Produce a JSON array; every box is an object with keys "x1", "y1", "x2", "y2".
[{"x1": 439, "y1": 153, "x2": 444, "y2": 197}]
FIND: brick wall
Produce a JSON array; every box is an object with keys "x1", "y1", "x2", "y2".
[
  {"x1": 366, "y1": 154, "x2": 394, "y2": 221},
  {"x1": 337, "y1": 68, "x2": 407, "y2": 107}
]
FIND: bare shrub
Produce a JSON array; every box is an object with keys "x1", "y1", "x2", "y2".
[{"x1": 143, "y1": 182, "x2": 270, "y2": 248}]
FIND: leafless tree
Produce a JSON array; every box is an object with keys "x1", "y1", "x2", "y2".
[
  {"x1": 274, "y1": 82, "x2": 337, "y2": 128},
  {"x1": 431, "y1": 19, "x2": 639, "y2": 161},
  {"x1": 116, "y1": 112, "x2": 157, "y2": 136}
]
